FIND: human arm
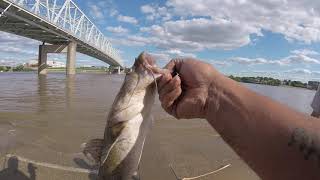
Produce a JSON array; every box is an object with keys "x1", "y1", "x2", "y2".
[{"x1": 153, "y1": 58, "x2": 320, "y2": 180}]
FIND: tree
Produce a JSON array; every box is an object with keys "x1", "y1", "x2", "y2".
[{"x1": 13, "y1": 65, "x2": 24, "y2": 72}]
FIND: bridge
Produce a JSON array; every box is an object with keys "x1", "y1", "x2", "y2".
[{"x1": 0, "y1": 0, "x2": 123, "y2": 75}]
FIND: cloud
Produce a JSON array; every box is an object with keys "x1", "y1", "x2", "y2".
[
  {"x1": 0, "y1": 45, "x2": 36, "y2": 55},
  {"x1": 117, "y1": 15, "x2": 138, "y2": 24},
  {"x1": 0, "y1": 32, "x2": 39, "y2": 45},
  {"x1": 164, "y1": 49, "x2": 196, "y2": 58},
  {"x1": 0, "y1": 32, "x2": 39, "y2": 60},
  {"x1": 88, "y1": 4, "x2": 103, "y2": 19},
  {"x1": 88, "y1": 0, "x2": 118, "y2": 20},
  {"x1": 141, "y1": 4, "x2": 172, "y2": 21},
  {"x1": 109, "y1": 9, "x2": 118, "y2": 17},
  {"x1": 112, "y1": 1, "x2": 320, "y2": 56},
  {"x1": 140, "y1": 18, "x2": 256, "y2": 51},
  {"x1": 141, "y1": 4, "x2": 155, "y2": 14},
  {"x1": 227, "y1": 49, "x2": 320, "y2": 66},
  {"x1": 291, "y1": 49, "x2": 319, "y2": 56},
  {"x1": 149, "y1": 52, "x2": 170, "y2": 62},
  {"x1": 210, "y1": 61, "x2": 230, "y2": 67},
  {"x1": 166, "y1": 0, "x2": 320, "y2": 44},
  {"x1": 229, "y1": 57, "x2": 270, "y2": 65},
  {"x1": 148, "y1": 49, "x2": 196, "y2": 63},
  {"x1": 285, "y1": 68, "x2": 320, "y2": 75},
  {"x1": 106, "y1": 26, "x2": 129, "y2": 34},
  {"x1": 281, "y1": 54, "x2": 320, "y2": 65}
]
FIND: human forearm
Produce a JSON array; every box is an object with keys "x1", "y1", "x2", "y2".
[{"x1": 206, "y1": 76, "x2": 320, "y2": 180}]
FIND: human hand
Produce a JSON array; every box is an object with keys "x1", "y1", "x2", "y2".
[{"x1": 151, "y1": 58, "x2": 223, "y2": 119}]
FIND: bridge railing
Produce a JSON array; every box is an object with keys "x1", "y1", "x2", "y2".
[{"x1": 6, "y1": 0, "x2": 122, "y2": 65}]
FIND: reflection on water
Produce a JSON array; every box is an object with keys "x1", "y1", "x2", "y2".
[
  {"x1": 0, "y1": 73, "x2": 125, "y2": 165},
  {"x1": 245, "y1": 83, "x2": 315, "y2": 113},
  {"x1": 38, "y1": 75, "x2": 47, "y2": 113},
  {"x1": 37, "y1": 74, "x2": 76, "y2": 113},
  {"x1": 0, "y1": 73, "x2": 317, "y2": 179}
]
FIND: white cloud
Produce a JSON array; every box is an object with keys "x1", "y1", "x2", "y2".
[
  {"x1": 210, "y1": 61, "x2": 230, "y2": 67},
  {"x1": 149, "y1": 52, "x2": 170, "y2": 62},
  {"x1": 141, "y1": 18, "x2": 256, "y2": 51},
  {"x1": 88, "y1": 0, "x2": 118, "y2": 19},
  {"x1": 141, "y1": 4, "x2": 155, "y2": 14},
  {"x1": 166, "y1": 0, "x2": 320, "y2": 44},
  {"x1": 0, "y1": 32, "x2": 39, "y2": 60},
  {"x1": 164, "y1": 49, "x2": 196, "y2": 58},
  {"x1": 291, "y1": 49, "x2": 319, "y2": 56},
  {"x1": 88, "y1": 4, "x2": 103, "y2": 19},
  {"x1": 117, "y1": 15, "x2": 138, "y2": 24},
  {"x1": 110, "y1": 9, "x2": 118, "y2": 17},
  {"x1": 281, "y1": 54, "x2": 320, "y2": 65},
  {"x1": 106, "y1": 26, "x2": 129, "y2": 34},
  {"x1": 227, "y1": 49, "x2": 320, "y2": 66},
  {"x1": 0, "y1": 31, "x2": 39, "y2": 45},
  {"x1": 121, "y1": 0, "x2": 320, "y2": 52},
  {"x1": 0, "y1": 45, "x2": 36, "y2": 55},
  {"x1": 285, "y1": 68, "x2": 312, "y2": 74},
  {"x1": 285, "y1": 68, "x2": 320, "y2": 75},
  {"x1": 141, "y1": 4, "x2": 172, "y2": 21},
  {"x1": 229, "y1": 57, "x2": 270, "y2": 65}
]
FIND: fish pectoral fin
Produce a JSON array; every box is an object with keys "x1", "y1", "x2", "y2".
[{"x1": 81, "y1": 138, "x2": 104, "y2": 164}]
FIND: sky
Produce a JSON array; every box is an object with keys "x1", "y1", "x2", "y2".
[{"x1": 1, "y1": 0, "x2": 320, "y2": 82}]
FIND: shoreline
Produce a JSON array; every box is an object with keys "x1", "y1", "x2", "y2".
[{"x1": 0, "y1": 71, "x2": 316, "y2": 90}]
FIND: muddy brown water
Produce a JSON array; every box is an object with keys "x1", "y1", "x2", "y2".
[{"x1": 0, "y1": 72, "x2": 316, "y2": 180}]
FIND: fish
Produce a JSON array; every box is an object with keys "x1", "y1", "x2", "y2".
[{"x1": 82, "y1": 52, "x2": 159, "y2": 180}]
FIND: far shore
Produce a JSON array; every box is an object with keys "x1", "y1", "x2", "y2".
[{"x1": 1, "y1": 71, "x2": 317, "y2": 91}]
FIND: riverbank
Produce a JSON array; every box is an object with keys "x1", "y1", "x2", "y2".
[{"x1": 229, "y1": 75, "x2": 319, "y2": 90}]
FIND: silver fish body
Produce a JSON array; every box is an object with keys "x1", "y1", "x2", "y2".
[{"x1": 83, "y1": 52, "x2": 158, "y2": 180}]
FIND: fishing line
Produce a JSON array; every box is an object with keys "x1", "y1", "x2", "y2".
[{"x1": 143, "y1": 63, "x2": 159, "y2": 93}]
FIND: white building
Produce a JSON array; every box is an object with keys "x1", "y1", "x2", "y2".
[
  {"x1": 27, "y1": 60, "x2": 66, "y2": 68},
  {"x1": 47, "y1": 60, "x2": 65, "y2": 68}
]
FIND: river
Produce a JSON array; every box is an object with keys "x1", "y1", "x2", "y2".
[{"x1": 0, "y1": 72, "x2": 316, "y2": 180}]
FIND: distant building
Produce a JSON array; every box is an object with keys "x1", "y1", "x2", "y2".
[
  {"x1": 308, "y1": 81, "x2": 320, "y2": 90},
  {"x1": 25, "y1": 60, "x2": 38, "y2": 67},
  {"x1": 26, "y1": 60, "x2": 66, "y2": 68},
  {"x1": 48, "y1": 60, "x2": 65, "y2": 68}
]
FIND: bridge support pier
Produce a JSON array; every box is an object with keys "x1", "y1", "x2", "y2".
[
  {"x1": 117, "y1": 66, "x2": 121, "y2": 74},
  {"x1": 66, "y1": 41, "x2": 77, "y2": 75},
  {"x1": 37, "y1": 42, "x2": 77, "y2": 75},
  {"x1": 38, "y1": 45, "x2": 48, "y2": 75}
]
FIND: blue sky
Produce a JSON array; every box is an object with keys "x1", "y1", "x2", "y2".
[{"x1": 1, "y1": 0, "x2": 320, "y2": 82}]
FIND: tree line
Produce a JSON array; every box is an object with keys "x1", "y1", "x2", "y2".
[{"x1": 228, "y1": 75, "x2": 309, "y2": 89}]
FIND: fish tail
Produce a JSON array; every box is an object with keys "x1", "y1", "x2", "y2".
[{"x1": 81, "y1": 138, "x2": 104, "y2": 164}]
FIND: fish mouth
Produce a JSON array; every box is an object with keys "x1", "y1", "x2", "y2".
[{"x1": 134, "y1": 52, "x2": 156, "y2": 70}]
